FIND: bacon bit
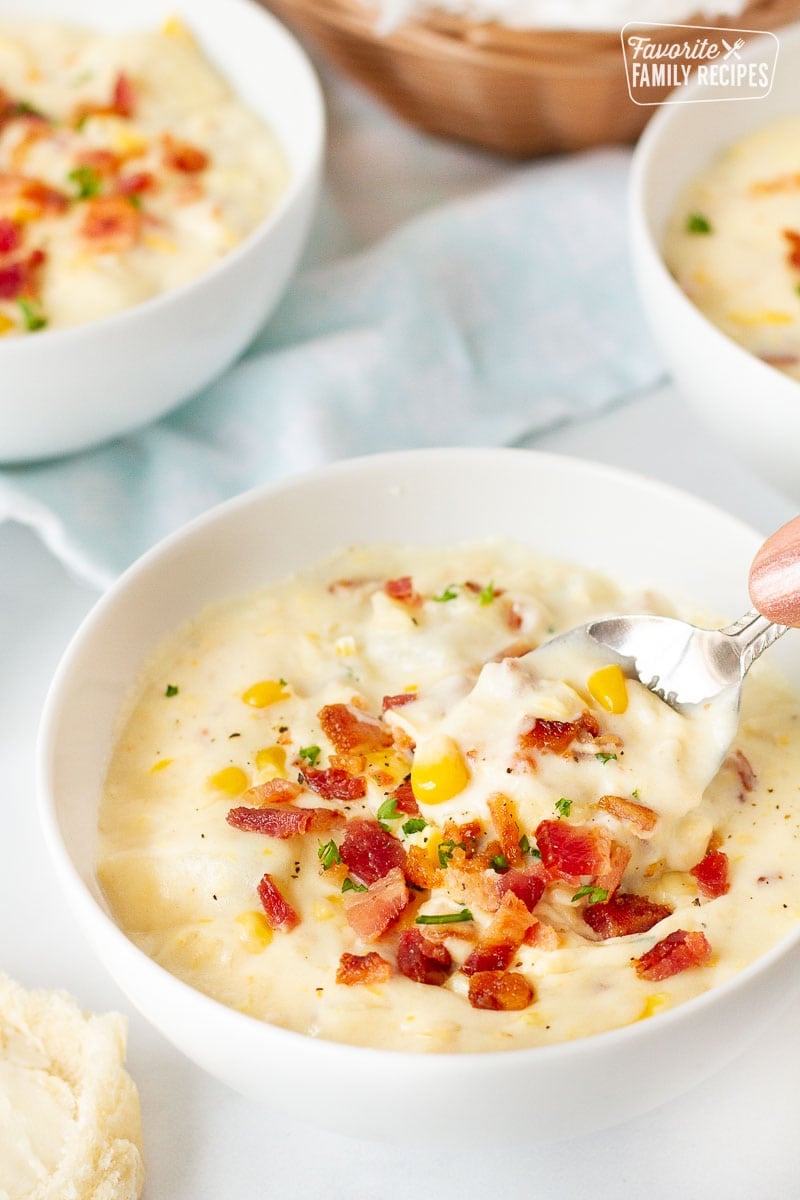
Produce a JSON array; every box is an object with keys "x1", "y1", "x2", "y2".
[
  {"x1": 726, "y1": 748, "x2": 756, "y2": 796},
  {"x1": 242, "y1": 778, "x2": 302, "y2": 807},
  {"x1": 340, "y1": 818, "x2": 407, "y2": 885},
  {"x1": 116, "y1": 170, "x2": 156, "y2": 197},
  {"x1": 596, "y1": 841, "x2": 630, "y2": 897},
  {"x1": 597, "y1": 794, "x2": 658, "y2": 836},
  {"x1": 519, "y1": 711, "x2": 600, "y2": 759},
  {"x1": 79, "y1": 195, "x2": 142, "y2": 252},
  {"x1": 162, "y1": 133, "x2": 209, "y2": 174},
  {"x1": 584, "y1": 892, "x2": 673, "y2": 939},
  {"x1": 384, "y1": 576, "x2": 421, "y2": 605},
  {"x1": 73, "y1": 71, "x2": 138, "y2": 126},
  {"x1": 505, "y1": 603, "x2": 523, "y2": 631},
  {"x1": 0, "y1": 248, "x2": 45, "y2": 300},
  {"x1": 336, "y1": 951, "x2": 392, "y2": 986},
  {"x1": 784, "y1": 229, "x2": 800, "y2": 270},
  {"x1": 382, "y1": 692, "x2": 418, "y2": 712},
  {"x1": 462, "y1": 892, "x2": 534, "y2": 976},
  {"x1": 497, "y1": 864, "x2": 546, "y2": 913},
  {"x1": 302, "y1": 766, "x2": 366, "y2": 802},
  {"x1": 0, "y1": 172, "x2": 69, "y2": 216},
  {"x1": 634, "y1": 929, "x2": 712, "y2": 981},
  {"x1": 390, "y1": 778, "x2": 419, "y2": 816},
  {"x1": 319, "y1": 702, "x2": 392, "y2": 755},
  {"x1": 690, "y1": 848, "x2": 730, "y2": 899},
  {"x1": 525, "y1": 919, "x2": 560, "y2": 950},
  {"x1": 396, "y1": 929, "x2": 452, "y2": 985},
  {"x1": 226, "y1": 805, "x2": 341, "y2": 838},
  {"x1": 487, "y1": 793, "x2": 524, "y2": 868},
  {"x1": 113, "y1": 72, "x2": 137, "y2": 118},
  {"x1": 751, "y1": 173, "x2": 800, "y2": 195},
  {"x1": 8, "y1": 123, "x2": 50, "y2": 170},
  {"x1": 330, "y1": 752, "x2": 367, "y2": 776},
  {"x1": 76, "y1": 148, "x2": 122, "y2": 179},
  {"x1": 257, "y1": 873, "x2": 299, "y2": 931},
  {"x1": 468, "y1": 970, "x2": 535, "y2": 1011},
  {"x1": 445, "y1": 818, "x2": 483, "y2": 858},
  {"x1": 345, "y1": 866, "x2": 408, "y2": 942},
  {"x1": 535, "y1": 819, "x2": 613, "y2": 885},
  {"x1": 404, "y1": 845, "x2": 443, "y2": 890},
  {"x1": 0, "y1": 218, "x2": 20, "y2": 256}
]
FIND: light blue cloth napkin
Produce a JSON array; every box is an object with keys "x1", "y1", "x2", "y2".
[{"x1": 0, "y1": 138, "x2": 663, "y2": 589}]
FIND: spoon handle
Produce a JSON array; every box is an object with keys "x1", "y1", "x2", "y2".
[
  {"x1": 749, "y1": 515, "x2": 800, "y2": 627},
  {"x1": 720, "y1": 609, "x2": 788, "y2": 675}
]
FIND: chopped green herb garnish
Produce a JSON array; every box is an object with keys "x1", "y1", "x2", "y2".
[
  {"x1": 555, "y1": 797, "x2": 573, "y2": 819},
  {"x1": 479, "y1": 580, "x2": 496, "y2": 606},
  {"x1": 299, "y1": 745, "x2": 321, "y2": 766},
  {"x1": 341, "y1": 877, "x2": 368, "y2": 894},
  {"x1": 519, "y1": 833, "x2": 541, "y2": 859},
  {"x1": 490, "y1": 853, "x2": 509, "y2": 872},
  {"x1": 126, "y1": 192, "x2": 143, "y2": 209},
  {"x1": 17, "y1": 298, "x2": 47, "y2": 332},
  {"x1": 165, "y1": 684, "x2": 179, "y2": 697},
  {"x1": 632, "y1": 788, "x2": 640, "y2": 800},
  {"x1": 317, "y1": 839, "x2": 341, "y2": 870},
  {"x1": 376, "y1": 796, "x2": 400, "y2": 830},
  {"x1": 402, "y1": 816, "x2": 427, "y2": 836},
  {"x1": 795, "y1": 282, "x2": 800, "y2": 298},
  {"x1": 686, "y1": 212, "x2": 712, "y2": 234},
  {"x1": 415, "y1": 908, "x2": 473, "y2": 925},
  {"x1": 571, "y1": 886, "x2": 609, "y2": 905},
  {"x1": 595, "y1": 752, "x2": 618, "y2": 764},
  {"x1": 433, "y1": 584, "x2": 459, "y2": 602},
  {"x1": 437, "y1": 839, "x2": 464, "y2": 868},
  {"x1": 68, "y1": 164, "x2": 102, "y2": 199},
  {"x1": 279, "y1": 677, "x2": 288, "y2": 687},
  {"x1": 10, "y1": 99, "x2": 46, "y2": 120}
]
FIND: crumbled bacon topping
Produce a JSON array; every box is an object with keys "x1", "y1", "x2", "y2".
[
  {"x1": 690, "y1": 848, "x2": 730, "y2": 899},
  {"x1": 634, "y1": 929, "x2": 712, "y2": 981},
  {"x1": 336, "y1": 951, "x2": 392, "y2": 986},
  {"x1": 0, "y1": 217, "x2": 22, "y2": 255},
  {"x1": 597, "y1": 794, "x2": 658, "y2": 836},
  {"x1": 784, "y1": 229, "x2": 800, "y2": 270},
  {"x1": 726, "y1": 748, "x2": 756, "y2": 796},
  {"x1": 344, "y1": 867, "x2": 408, "y2": 942},
  {"x1": 467, "y1": 970, "x2": 535, "y2": 1011},
  {"x1": 389, "y1": 777, "x2": 419, "y2": 815},
  {"x1": 0, "y1": 248, "x2": 45, "y2": 300},
  {"x1": 384, "y1": 576, "x2": 421, "y2": 605},
  {"x1": 462, "y1": 892, "x2": 534, "y2": 976},
  {"x1": 404, "y1": 845, "x2": 443, "y2": 890},
  {"x1": 340, "y1": 818, "x2": 407, "y2": 885},
  {"x1": 487, "y1": 793, "x2": 524, "y2": 868},
  {"x1": 583, "y1": 892, "x2": 673, "y2": 939},
  {"x1": 519, "y1": 711, "x2": 601, "y2": 761},
  {"x1": 79, "y1": 195, "x2": 142, "y2": 252},
  {"x1": 243, "y1": 778, "x2": 302, "y2": 806},
  {"x1": 257, "y1": 873, "x2": 299, "y2": 932},
  {"x1": 382, "y1": 692, "x2": 418, "y2": 712},
  {"x1": 536, "y1": 819, "x2": 614, "y2": 885},
  {"x1": 497, "y1": 864, "x2": 546, "y2": 913},
  {"x1": 302, "y1": 766, "x2": 367, "y2": 802},
  {"x1": 227, "y1": 805, "x2": 342, "y2": 838},
  {"x1": 396, "y1": 929, "x2": 452, "y2": 986},
  {"x1": 162, "y1": 134, "x2": 209, "y2": 174},
  {"x1": 319, "y1": 702, "x2": 393, "y2": 755}
]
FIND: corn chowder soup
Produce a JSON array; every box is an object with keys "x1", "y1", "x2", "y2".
[
  {"x1": 97, "y1": 544, "x2": 800, "y2": 1053},
  {"x1": 664, "y1": 116, "x2": 800, "y2": 383},
  {"x1": 0, "y1": 19, "x2": 287, "y2": 336}
]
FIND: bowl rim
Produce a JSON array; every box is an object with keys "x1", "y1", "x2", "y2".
[
  {"x1": 629, "y1": 22, "x2": 800, "y2": 399},
  {"x1": 0, "y1": 0, "x2": 326, "y2": 352},
  {"x1": 36, "y1": 446, "x2": 800, "y2": 1067}
]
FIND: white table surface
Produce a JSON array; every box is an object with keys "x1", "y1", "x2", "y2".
[{"x1": 3, "y1": 63, "x2": 800, "y2": 1200}]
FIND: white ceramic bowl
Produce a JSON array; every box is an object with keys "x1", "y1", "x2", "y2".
[
  {"x1": 630, "y1": 25, "x2": 800, "y2": 503},
  {"x1": 37, "y1": 448, "x2": 800, "y2": 1143},
  {"x1": 0, "y1": 0, "x2": 324, "y2": 462}
]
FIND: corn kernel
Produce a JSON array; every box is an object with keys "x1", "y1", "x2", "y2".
[
  {"x1": 255, "y1": 745, "x2": 287, "y2": 777},
  {"x1": 638, "y1": 992, "x2": 670, "y2": 1020},
  {"x1": 335, "y1": 636, "x2": 356, "y2": 656},
  {"x1": 208, "y1": 765, "x2": 249, "y2": 796},
  {"x1": 0, "y1": 313, "x2": 15, "y2": 336},
  {"x1": 236, "y1": 910, "x2": 273, "y2": 952},
  {"x1": 411, "y1": 734, "x2": 470, "y2": 806},
  {"x1": 112, "y1": 126, "x2": 149, "y2": 157},
  {"x1": 588, "y1": 664, "x2": 628, "y2": 714},
  {"x1": 242, "y1": 679, "x2": 288, "y2": 708},
  {"x1": 150, "y1": 758, "x2": 173, "y2": 773},
  {"x1": 312, "y1": 900, "x2": 336, "y2": 921},
  {"x1": 160, "y1": 14, "x2": 196, "y2": 42}
]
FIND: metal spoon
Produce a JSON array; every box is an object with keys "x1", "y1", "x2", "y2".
[{"x1": 523, "y1": 516, "x2": 800, "y2": 774}]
